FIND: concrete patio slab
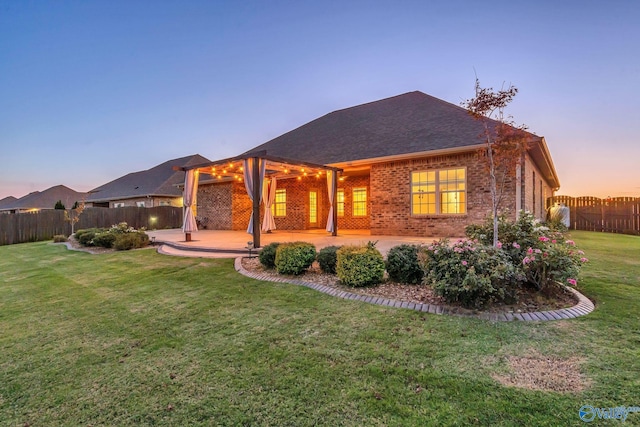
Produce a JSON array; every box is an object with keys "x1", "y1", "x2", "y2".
[{"x1": 147, "y1": 228, "x2": 448, "y2": 256}]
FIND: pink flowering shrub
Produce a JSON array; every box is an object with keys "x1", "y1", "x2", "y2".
[
  {"x1": 419, "y1": 239, "x2": 521, "y2": 308},
  {"x1": 521, "y1": 237, "x2": 587, "y2": 290},
  {"x1": 466, "y1": 211, "x2": 587, "y2": 291}
]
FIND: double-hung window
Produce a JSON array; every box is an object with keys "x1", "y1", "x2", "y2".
[
  {"x1": 271, "y1": 189, "x2": 287, "y2": 217},
  {"x1": 352, "y1": 188, "x2": 367, "y2": 216},
  {"x1": 411, "y1": 168, "x2": 466, "y2": 215},
  {"x1": 336, "y1": 189, "x2": 344, "y2": 216}
]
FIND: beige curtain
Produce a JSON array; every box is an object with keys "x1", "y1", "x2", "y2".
[
  {"x1": 261, "y1": 177, "x2": 277, "y2": 232},
  {"x1": 326, "y1": 171, "x2": 336, "y2": 233},
  {"x1": 243, "y1": 158, "x2": 266, "y2": 234},
  {"x1": 182, "y1": 169, "x2": 199, "y2": 233}
]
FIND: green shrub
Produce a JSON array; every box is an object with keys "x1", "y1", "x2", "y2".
[
  {"x1": 92, "y1": 231, "x2": 117, "y2": 248},
  {"x1": 113, "y1": 232, "x2": 149, "y2": 251},
  {"x1": 386, "y1": 244, "x2": 423, "y2": 284},
  {"x1": 275, "y1": 242, "x2": 317, "y2": 275},
  {"x1": 336, "y1": 243, "x2": 385, "y2": 287},
  {"x1": 75, "y1": 228, "x2": 105, "y2": 246},
  {"x1": 419, "y1": 239, "x2": 522, "y2": 309},
  {"x1": 52, "y1": 235, "x2": 68, "y2": 243},
  {"x1": 259, "y1": 242, "x2": 280, "y2": 269},
  {"x1": 317, "y1": 245, "x2": 341, "y2": 274}
]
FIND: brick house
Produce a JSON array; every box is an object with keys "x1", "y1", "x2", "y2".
[{"x1": 188, "y1": 91, "x2": 559, "y2": 240}]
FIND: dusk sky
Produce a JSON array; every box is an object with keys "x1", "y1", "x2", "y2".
[{"x1": 1, "y1": 0, "x2": 639, "y2": 200}]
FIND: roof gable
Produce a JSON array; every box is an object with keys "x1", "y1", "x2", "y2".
[
  {"x1": 245, "y1": 91, "x2": 500, "y2": 165},
  {"x1": 9, "y1": 185, "x2": 86, "y2": 210},
  {"x1": 87, "y1": 154, "x2": 210, "y2": 202},
  {"x1": 0, "y1": 196, "x2": 18, "y2": 209}
]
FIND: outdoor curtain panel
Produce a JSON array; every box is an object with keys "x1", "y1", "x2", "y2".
[
  {"x1": 261, "y1": 176, "x2": 277, "y2": 232},
  {"x1": 326, "y1": 171, "x2": 336, "y2": 233},
  {"x1": 182, "y1": 169, "x2": 199, "y2": 233},
  {"x1": 243, "y1": 158, "x2": 266, "y2": 234}
]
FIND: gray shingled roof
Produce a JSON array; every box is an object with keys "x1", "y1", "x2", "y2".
[
  {"x1": 87, "y1": 154, "x2": 210, "y2": 203},
  {"x1": 245, "y1": 91, "x2": 516, "y2": 164},
  {"x1": 0, "y1": 196, "x2": 17, "y2": 209},
  {"x1": 5, "y1": 185, "x2": 86, "y2": 210}
]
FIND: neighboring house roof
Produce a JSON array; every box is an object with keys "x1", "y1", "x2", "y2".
[
  {"x1": 87, "y1": 154, "x2": 210, "y2": 203},
  {"x1": 2, "y1": 185, "x2": 86, "y2": 211},
  {"x1": 0, "y1": 196, "x2": 17, "y2": 209},
  {"x1": 245, "y1": 90, "x2": 560, "y2": 189}
]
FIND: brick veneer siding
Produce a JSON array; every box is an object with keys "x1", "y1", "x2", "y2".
[
  {"x1": 522, "y1": 153, "x2": 554, "y2": 221},
  {"x1": 195, "y1": 149, "x2": 550, "y2": 237},
  {"x1": 196, "y1": 175, "x2": 372, "y2": 232},
  {"x1": 331, "y1": 175, "x2": 371, "y2": 230},
  {"x1": 369, "y1": 152, "x2": 516, "y2": 237},
  {"x1": 196, "y1": 182, "x2": 233, "y2": 229}
]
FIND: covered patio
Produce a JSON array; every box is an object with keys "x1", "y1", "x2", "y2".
[
  {"x1": 177, "y1": 151, "x2": 343, "y2": 248},
  {"x1": 147, "y1": 228, "x2": 448, "y2": 258}
]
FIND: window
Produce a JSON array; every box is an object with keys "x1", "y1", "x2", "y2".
[
  {"x1": 411, "y1": 168, "x2": 466, "y2": 215},
  {"x1": 411, "y1": 171, "x2": 436, "y2": 214},
  {"x1": 113, "y1": 202, "x2": 125, "y2": 208},
  {"x1": 271, "y1": 189, "x2": 286, "y2": 217},
  {"x1": 353, "y1": 187, "x2": 367, "y2": 216},
  {"x1": 136, "y1": 201, "x2": 146, "y2": 208},
  {"x1": 336, "y1": 189, "x2": 344, "y2": 216},
  {"x1": 309, "y1": 191, "x2": 317, "y2": 223},
  {"x1": 159, "y1": 201, "x2": 170, "y2": 207}
]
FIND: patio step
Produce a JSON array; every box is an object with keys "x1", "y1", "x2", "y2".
[{"x1": 157, "y1": 244, "x2": 250, "y2": 259}]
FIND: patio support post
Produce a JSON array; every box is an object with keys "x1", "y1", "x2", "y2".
[
  {"x1": 331, "y1": 170, "x2": 338, "y2": 236},
  {"x1": 252, "y1": 157, "x2": 261, "y2": 248}
]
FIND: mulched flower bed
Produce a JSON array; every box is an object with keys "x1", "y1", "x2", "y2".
[{"x1": 241, "y1": 257, "x2": 578, "y2": 314}]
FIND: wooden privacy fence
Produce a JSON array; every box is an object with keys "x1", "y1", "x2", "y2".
[
  {"x1": 0, "y1": 206, "x2": 183, "y2": 246},
  {"x1": 547, "y1": 196, "x2": 640, "y2": 234}
]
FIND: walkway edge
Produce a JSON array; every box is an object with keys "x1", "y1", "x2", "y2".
[{"x1": 233, "y1": 257, "x2": 595, "y2": 322}]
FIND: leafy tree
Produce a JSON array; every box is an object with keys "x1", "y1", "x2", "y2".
[
  {"x1": 462, "y1": 78, "x2": 530, "y2": 247},
  {"x1": 54, "y1": 200, "x2": 65, "y2": 210}
]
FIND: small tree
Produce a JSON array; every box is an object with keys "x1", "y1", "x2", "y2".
[
  {"x1": 64, "y1": 200, "x2": 86, "y2": 235},
  {"x1": 462, "y1": 78, "x2": 530, "y2": 247},
  {"x1": 54, "y1": 200, "x2": 66, "y2": 210}
]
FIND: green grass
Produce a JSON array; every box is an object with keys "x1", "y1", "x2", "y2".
[{"x1": 0, "y1": 231, "x2": 639, "y2": 426}]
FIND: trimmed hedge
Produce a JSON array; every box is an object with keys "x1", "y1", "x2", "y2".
[
  {"x1": 75, "y1": 228, "x2": 105, "y2": 246},
  {"x1": 259, "y1": 242, "x2": 281, "y2": 269},
  {"x1": 113, "y1": 232, "x2": 149, "y2": 251},
  {"x1": 92, "y1": 232, "x2": 117, "y2": 248},
  {"x1": 275, "y1": 242, "x2": 317, "y2": 275},
  {"x1": 336, "y1": 243, "x2": 385, "y2": 287},
  {"x1": 386, "y1": 244, "x2": 423, "y2": 284},
  {"x1": 317, "y1": 245, "x2": 341, "y2": 274}
]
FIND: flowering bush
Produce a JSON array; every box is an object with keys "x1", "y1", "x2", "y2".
[
  {"x1": 419, "y1": 239, "x2": 522, "y2": 308},
  {"x1": 521, "y1": 237, "x2": 587, "y2": 290},
  {"x1": 466, "y1": 211, "x2": 587, "y2": 290},
  {"x1": 76, "y1": 222, "x2": 149, "y2": 250}
]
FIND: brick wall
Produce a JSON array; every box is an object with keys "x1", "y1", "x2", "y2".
[
  {"x1": 195, "y1": 150, "x2": 550, "y2": 237},
  {"x1": 523, "y1": 153, "x2": 554, "y2": 221},
  {"x1": 330, "y1": 175, "x2": 371, "y2": 229},
  {"x1": 196, "y1": 182, "x2": 233, "y2": 229},
  {"x1": 369, "y1": 152, "x2": 516, "y2": 237},
  {"x1": 197, "y1": 175, "x2": 371, "y2": 232}
]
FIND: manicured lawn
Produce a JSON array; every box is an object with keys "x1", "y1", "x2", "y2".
[{"x1": 0, "y1": 231, "x2": 638, "y2": 426}]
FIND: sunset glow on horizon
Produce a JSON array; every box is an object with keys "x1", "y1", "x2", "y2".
[{"x1": 1, "y1": 1, "x2": 638, "y2": 201}]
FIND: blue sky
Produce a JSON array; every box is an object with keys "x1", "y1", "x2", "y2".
[{"x1": 1, "y1": 0, "x2": 639, "y2": 200}]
